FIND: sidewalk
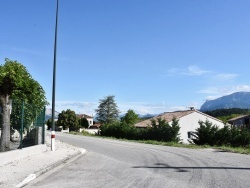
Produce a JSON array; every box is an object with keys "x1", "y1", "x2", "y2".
[{"x1": 0, "y1": 134, "x2": 85, "y2": 188}]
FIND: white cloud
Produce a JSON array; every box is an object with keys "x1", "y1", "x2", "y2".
[
  {"x1": 233, "y1": 85, "x2": 250, "y2": 92},
  {"x1": 47, "y1": 101, "x2": 191, "y2": 116},
  {"x1": 47, "y1": 101, "x2": 98, "y2": 116},
  {"x1": 213, "y1": 73, "x2": 238, "y2": 81},
  {"x1": 199, "y1": 84, "x2": 250, "y2": 100},
  {"x1": 185, "y1": 65, "x2": 211, "y2": 76},
  {"x1": 166, "y1": 65, "x2": 211, "y2": 77},
  {"x1": 166, "y1": 65, "x2": 237, "y2": 82}
]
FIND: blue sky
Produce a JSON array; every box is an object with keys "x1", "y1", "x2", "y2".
[{"x1": 1, "y1": 0, "x2": 250, "y2": 115}]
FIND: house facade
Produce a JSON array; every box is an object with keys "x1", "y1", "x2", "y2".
[
  {"x1": 78, "y1": 114, "x2": 94, "y2": 128},
  {"x1": 135, "y1": 109, "x2": 226, "y2": 144},
  {"x1": 228, "y1": 115, "x2": 250, "y2": 128}
]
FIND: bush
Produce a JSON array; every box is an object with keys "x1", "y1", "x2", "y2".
[
  {"x1": 192, "y1": 120, "x2": 219, "y2": 146},
  {"x1": 192, "y1": 120, "x2": 250, "y2": 147},
  {"x1": 100, "y1": 118, "x2": 180, "y2": 143}
]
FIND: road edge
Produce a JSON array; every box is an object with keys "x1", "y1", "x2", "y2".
[{"x1": 16, "y1": 149, "x2": 87, "y2": 188}]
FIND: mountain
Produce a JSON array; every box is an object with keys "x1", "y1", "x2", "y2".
[
  {"x1": 200, "y1": 92, "x2": 250, "y2": 112},
  {"x1": 45, "y1": 108, "x2": 59, "y2": 121}
]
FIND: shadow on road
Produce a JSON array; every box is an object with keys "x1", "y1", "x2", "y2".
[{"x1": 132, "y1": 163, "x2": 250, "y2": 172}]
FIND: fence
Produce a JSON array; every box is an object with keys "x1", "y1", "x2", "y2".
[{"x1": 0, "y1": 100, "x2": 46, "y2": 150}]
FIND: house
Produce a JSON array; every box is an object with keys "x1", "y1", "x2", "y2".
[
  {"x1": 228, "y1": 115, "x2": 250, "y2": 128},
  {"x1": 77, "y1": 114, "x2": 94, "y2": 128},
  {"x1": 134, "y1": 108, "x2": 226, "y2": 144}
]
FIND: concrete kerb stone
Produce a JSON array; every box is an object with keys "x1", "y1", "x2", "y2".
[
  {"x1": 34, "y1": 148, "x2": 86, "y2": 177},
  {"x1": 17, "y1": 148, "x2": 86, "y2": 188},
  {"x1": 0, "y1": 133, "x2": 87, "y2": 188}
]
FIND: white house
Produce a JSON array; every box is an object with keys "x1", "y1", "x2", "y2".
[
  {"x1": 78, "y1": 114, "x2": 94, "y2": 127},
  {"x1": 135, "y1": 108, "x2": 226, "y2": 144}
]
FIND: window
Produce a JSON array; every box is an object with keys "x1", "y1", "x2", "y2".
[
  {"x1": 245, "y1": 118, "x2": 249, "y2": 125},
  {"x1": 188, "y1": 131, "x2": 196, "y2": 139}
]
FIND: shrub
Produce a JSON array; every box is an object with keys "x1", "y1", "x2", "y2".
[
  {"x1": 100, "y1": 118, "x2": 180, "y2": 143},
  {"x1": 192, "y1": 120, "x2": 219, "y2": 146},
  {"x1": 192, "y1": 119, "x2": 250, "y2": 147}
]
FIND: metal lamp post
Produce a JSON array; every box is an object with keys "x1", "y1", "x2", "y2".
[{"x1": 51, "y1": 0, "x2": 59, "y2": 151}]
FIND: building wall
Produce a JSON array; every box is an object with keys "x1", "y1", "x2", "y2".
[
  {"x1": 86, "y1": 118, "x2": 93, "y2": 126},
  {"x1": 229, "y1": 116, "x2": 250, "y2": 127},
  {"x1": 172, "y1": 111, "x2": 225, "y2": 144}
]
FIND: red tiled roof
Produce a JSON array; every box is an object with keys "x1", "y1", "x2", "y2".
[
  {"x1": 77, "y1": 114, "x2": 93, "y2": 119},
  {"x1": 135, "y1": 110, "x2": 194, "y2": 128},
  {"x1": 135, "y1": 109, "x2": 225, "y2": 128}
]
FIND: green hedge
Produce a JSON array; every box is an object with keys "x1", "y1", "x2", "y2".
[
  {"x1": 192, "y1": 120, "x2": 250, "y2": 147},
  {"x1": 100, "y1": 118, "x2": 180, "y2": 142}
]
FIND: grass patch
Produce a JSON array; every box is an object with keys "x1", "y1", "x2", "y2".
[
  {"x1": 214, "y1": 146, "x2": 250, "y2": 154},
  {"x1": 69, "y1": 130, "x2": 94, "y2": 136},
  {"x1": 68, "y1": 133, "x2": 250, "y2": 154}
]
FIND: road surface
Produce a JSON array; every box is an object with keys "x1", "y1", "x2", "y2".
[{"x1": 28, "y1": 132, "x2": 250, "y2": 188}]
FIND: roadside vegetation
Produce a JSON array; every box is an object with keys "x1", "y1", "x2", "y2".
[
  {"x1": 203, "y1": 108, "x2": 250, "y2": 123},
  {"x1": 66, "y1": 95, "x2": 250, "y2": 154},
  {"x1": 47, "y1": 109, "x2": 90, "y2": 131},
  {"x1": 0, "y1": 59, "x2": 47, "y2": 152}
]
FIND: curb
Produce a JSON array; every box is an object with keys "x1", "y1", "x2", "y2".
[{"x1": 16, "y1": 149, "x2": 87, "y2": 188}]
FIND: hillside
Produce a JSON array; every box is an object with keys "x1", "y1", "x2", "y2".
[
  {"x1": 45, "y1": 108, "x2": 59, "y2": 121},
  {"x1": 200, "y1": 92, "x2": 250, "y2": 111}
]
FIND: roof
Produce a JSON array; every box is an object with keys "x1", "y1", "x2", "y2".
[
  {"x1": 77, "y1": 114, "x2": 93, "y2": 119},
  {"x1": 135, "y1": 110, "x2": 194, "y2": 128},
  {"x1": 135, "y1": 109, "x2": 225, "y2": 128},
  {"x1": 90, "y1": 123, "x2": 101, "y2": 128},
  {"x1": 228, "y1": 115, "x2": 250, "y2": 122}
]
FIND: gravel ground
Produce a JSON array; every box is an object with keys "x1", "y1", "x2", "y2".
[{"x1": 0, "y1": 133, "x2": 83, "y2": 188}]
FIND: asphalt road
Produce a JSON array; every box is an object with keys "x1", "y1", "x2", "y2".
[{"x1": 29, "y1": 132, "x2": 250, "y2": 188}]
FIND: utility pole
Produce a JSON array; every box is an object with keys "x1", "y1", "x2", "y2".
[{"x1": 51, "y1": 0, "x2": 59, "y2": 151}]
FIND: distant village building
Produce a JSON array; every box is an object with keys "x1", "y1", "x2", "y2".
[
  {"x1": 77, "y1": 114, "x2": 94, "y2": 128},
  {"x1": 228, "y1": 115, "x2": 250, "y2": 128},
  {"x1": 135, "y1": 108, "x2": 226, "y2": 144}
]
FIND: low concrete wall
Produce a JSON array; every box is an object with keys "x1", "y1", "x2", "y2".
[
  {"x1": 61, "y1": 128, "x2": 69, "y2": 133},
  {"x1": 80, "y1": 128, "x2": 99, "y2": 134},
  {"x1": 0, "y1": 144, "x2": 47, "y2": 166}
]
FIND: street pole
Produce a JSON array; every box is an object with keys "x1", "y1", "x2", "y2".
[{"x1": 51, "y1": 0, "x2": 59, "y2": 151}]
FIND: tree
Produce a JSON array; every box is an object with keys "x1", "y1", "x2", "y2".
[
  {"x1": 149, "y1": 117, "x2": 180, "y2": 142},
  {"x1": 46, "y1": 118, "x2": 52, "y2": 130},
  {"x1": 191, "y1": 120, "x2": 219, "y2": 146},
  {"x1": 95, "y1": 95, "x2": 119, "y2": 124},
  {"x1": 79, "y1": 118, "x2": 89, "y2": 128},
  {"x1": 57, "y1": 109, "x2": 79, "y2": 131},
  {"x1": 121, "y1": 109, "x2": 139, "y2": 126},
  {"x1": 0, "y1": 58, "x2": 47, "y2": 151}
]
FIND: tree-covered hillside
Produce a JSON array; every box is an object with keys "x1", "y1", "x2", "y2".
[{"x1": 203, "y1": 108, "x2": 250, "y2": 123}]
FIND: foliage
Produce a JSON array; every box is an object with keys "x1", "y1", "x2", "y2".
[
  {"x1": 79, "y1": 118, "x2": 89, "y2": 128},
  {"x1": 204, "y1": 108, "x2": 250, "y2": 117},
  {"x1": 192, "y1": 120, "x2": 219, "y2": 146},
  {"x1": 100, "y1": 117, "x2": 180, "y2": 142},
  {"x1": 46, "y1": 118, "x2": 53, "y2": 130},
  {"x1": 10, "y1": 100, "x2": 46, "y2": 132},
  {"x1": 95, "y1": 95, "x2": 119, "y2": 124},
  {"x1": 204, "y1": 108, "x2": 250, "y2": 123},
  {"x1": 100, "y1": 121, "x2": 138, "y2": 140},
  {"x1": 70, "y1": 130, "x2": 93, "y2": 136},
  {"x1": 192, "y1": 119, "x2": 250, "y2": 147},
  {"x1": 0, "y1": 58, "x2": 47, "y2": 152},
  {"x1": 146, "y1": 118, "x2": 180, "y2": 142},
  {"x1": 57, "y1": 109, "x2": 79, "y2": 131},
  {"x1": 121, "y1": 109, "x2": 139, "y2": 125}
]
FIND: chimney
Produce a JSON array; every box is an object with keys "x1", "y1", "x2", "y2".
[{"x1": 189, "y1": 107, "x2": 195, "y2": 111}]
